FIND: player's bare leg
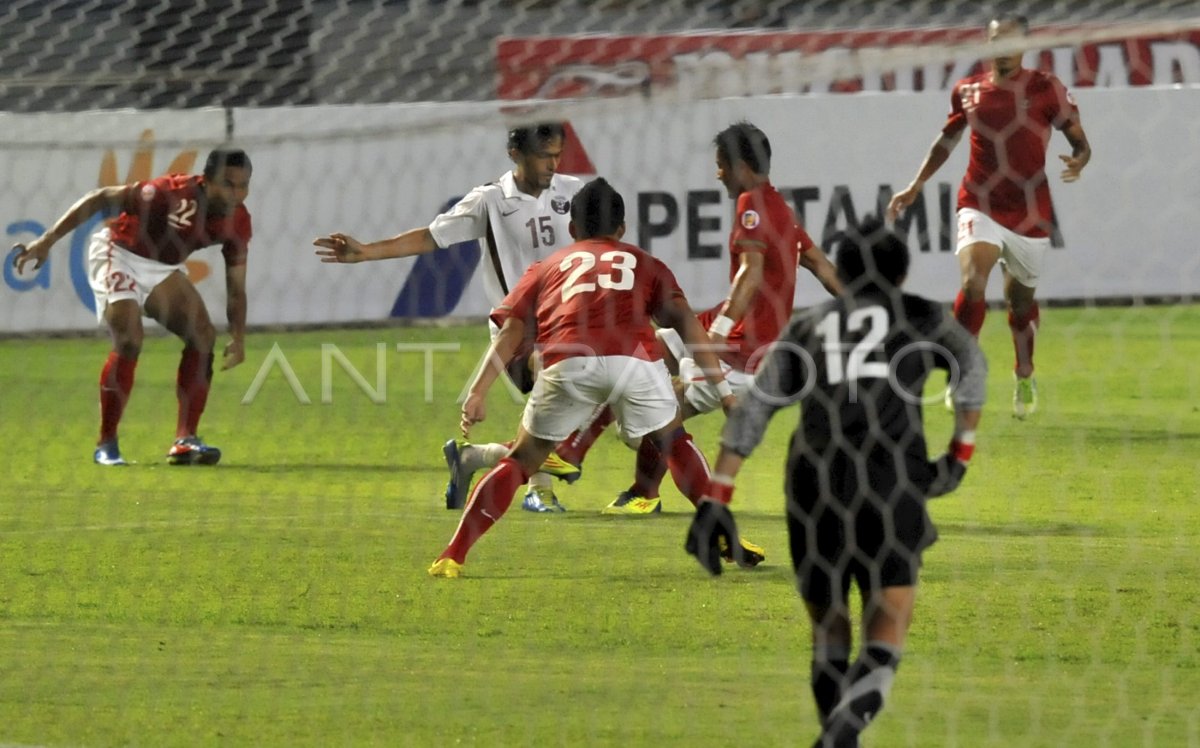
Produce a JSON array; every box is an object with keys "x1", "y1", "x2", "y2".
[
  {"x1": 1004, "y1": 271, "x2": 1040, "y2": 417},
  {"x1": 954, "y1": 240, "x2": 1001, "y2": 336},
  {"x1": 814, "y1": 585, "x2": 916, "y2": 748},
  {"x1": 603, "y1": 380, "x2": 698, "y2": 514},
  {"x1": 805, "y1": 599, "x2": 853, "y2": 727},
  {"x1": 95, "y1": 299, "x2": 144, "y2": 465},
  {"x1": 431, "y1": 427, "x2": 557, "y2": 576},
  {"x1": 945, "y1": 241, "x2": 1001, "y2": 409},
  {"x1": 145, "y1": 272, "x2": 222, "y2": 464}
]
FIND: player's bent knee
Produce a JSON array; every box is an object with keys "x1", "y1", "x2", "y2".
[{"x1": 188, "y1": 320, "x2": 217, "y2": 351}]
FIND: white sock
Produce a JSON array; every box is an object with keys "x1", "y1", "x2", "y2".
[
  {"x1": 528, "y1": 472, "x2": 553, "y2": 489},
  {"x1": 463, "y1": 442, "x2": 509, "y2": 471}
]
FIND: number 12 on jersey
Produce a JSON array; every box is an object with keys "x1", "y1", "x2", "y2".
[{"x1": 814, "y1": 307, "x2": 889, "y2": 384}]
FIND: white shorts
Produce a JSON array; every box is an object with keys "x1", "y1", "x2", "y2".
[
  {"x1": 656, "y1": 327, "x2": 754, "y2": 414},
  {"x1": 955, "y1": 208, "x2": 1050, "y2": 288},
  {"x1": 522, "y1": 355, "x2": 678, "y2": 443},
  {"x1": 87, "y1": 228, "x2": 184, "y2": 322}
]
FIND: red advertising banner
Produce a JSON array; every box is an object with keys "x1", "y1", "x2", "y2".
[{"x1": 497, "y1": 26, "x2": 1200, "y2": 99}]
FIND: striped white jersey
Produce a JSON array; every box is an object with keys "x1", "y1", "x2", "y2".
[{"x1": 428, "y1": 171, "x2": 585, "y2": 310}]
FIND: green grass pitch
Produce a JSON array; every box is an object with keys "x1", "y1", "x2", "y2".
[{"x1": 1, "y1": 304, "x2": 1198, "y2": 747}]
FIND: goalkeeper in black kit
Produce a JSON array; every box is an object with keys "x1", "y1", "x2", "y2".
[{"x1": 686, "y1": 216, "x2": 987, "y2": 748}]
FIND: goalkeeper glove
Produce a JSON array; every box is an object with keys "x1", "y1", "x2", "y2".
[
  {"x1": 927, "y1": 432, "x2": 974, "y2": 498},
  {"x1": 685, "y1": 490, "x2": 739, "y2": 576}
]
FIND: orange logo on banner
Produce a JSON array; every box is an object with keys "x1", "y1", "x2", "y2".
[{"x1": 100, "y1": 130, "x2": 209, "y2": 283}]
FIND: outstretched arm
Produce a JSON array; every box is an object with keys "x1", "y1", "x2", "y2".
[
  {"x1": 313, "y1": 226, "x2": 439, "y2": 264},
  {"x1": 928, "y1": 315, "x2": 988, "y2": 497},
  {"x1": 886, "y1": 131, "x2": 962, "y2": 221},
  {"x1": 798, "y1": 245, "x2": 843, "y2": 297},
  {"x1": 460, "y1": 317, "x2": 527, "y2": 436},
  {"x1": 11, "y1": 185, "x2": 129, "y2": 273},
  {"x1": 657, "y1": 296, "x2": 736, "y2": 412},
  {"x1": 1058, "y1": 120, "x2": 1091, "y2": 183}
]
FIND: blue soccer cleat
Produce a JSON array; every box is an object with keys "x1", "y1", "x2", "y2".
[
  {"x1": 521, "y1": 486, "x2": 567, "y2": 513},
  {"x1": 94, "y1": 440, "x2": 128, "y2": 466},
  {"x1": 443, "y1": 438, "x2": 477, "y2": 510}
]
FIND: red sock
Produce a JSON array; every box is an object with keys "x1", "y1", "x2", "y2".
[
  {"x1": 555, "y1": 405, "x2": 615, "y2": 466},
  {"x1": 630, "y1": 436, "x2": 668, "y2": 499},
  {"x1": 1008, "y1": 302, "x2": 1040, "y2": 377},
  {"x1": 953, "y1": 290, "x2": 987, "y2": 337},
  {"x1": 439, "y1": 457, "x2": 529, "y2": 564},
  {"x1": 664, "y1": 430, "x2": 712, "y2": 507},
  {"x1": 98, "y1": 352, "x2": 138, "y2": 444},
  {"x1": 176, "y1": 348, "x2": 214, "y2": 438}
]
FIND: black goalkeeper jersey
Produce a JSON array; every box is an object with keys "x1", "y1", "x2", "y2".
[{"x1": 721, "y1": 290, "x2": 987, "y2": 499}]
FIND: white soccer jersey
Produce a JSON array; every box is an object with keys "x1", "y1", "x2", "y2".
[{"x1": 428, "y1": 171, "x2": 585, "y2": 310}]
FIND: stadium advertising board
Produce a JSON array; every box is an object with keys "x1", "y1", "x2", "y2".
[
  {"x1": 1, "y1": 88, "x2": 1196, "y2": 332},
  {"x1": 496, "y1": 27, "x2": 1200, "y2": 99}
]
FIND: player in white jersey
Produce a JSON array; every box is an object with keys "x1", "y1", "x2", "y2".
[{"x1": 314, "y1": 122, "x2": 586, "y2": 512}]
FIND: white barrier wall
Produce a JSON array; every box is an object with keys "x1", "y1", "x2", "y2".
[{"x1": 2, "y1": 88, "x2": 1197, "y2": 333}]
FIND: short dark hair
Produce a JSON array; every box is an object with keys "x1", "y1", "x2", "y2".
[
  {"x1": 570, "y1": 177, "x2": 625, "y2": 239},
  {"x1": 989, "y1": 13, "x2": 1030, "y2": 34},
  {"x1": 714, "y1": 121, "x2": 771, "y2": 174},
  {"x1": 204, "y1": 148, "x2": 252, "y2": 179},
  {"x1": 834, "y1": 215, "x2": 910, "y2": 291},
  {"x1": 507, "y1": 122, "x2": 566, "y2": 154}
]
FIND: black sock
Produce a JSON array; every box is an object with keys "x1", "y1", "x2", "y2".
[
  {"x1": 811, "y1": 645, "x2": 851, "y2": 724},
  {"x1": 815, "y1": 641, "x2": 901, "y2": 748}
]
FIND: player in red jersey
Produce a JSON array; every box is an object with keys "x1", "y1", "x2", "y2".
[
  {"x1": 887, "y1": 14, "x2": 1091, "y2": 418},
  {"x1": 428, "y1": 178, "x2": 735, "y2": 578},
  {"x1": 12, "y1": 148, "x2": 253, "y2": 466},
  {"x1": 594, "y1": 122, "x2": 841, "y2": 546}
]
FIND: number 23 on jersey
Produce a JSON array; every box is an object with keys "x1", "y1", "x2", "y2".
[{"x1": 559, "y1": 250, "x2": 638, "y2": 302}]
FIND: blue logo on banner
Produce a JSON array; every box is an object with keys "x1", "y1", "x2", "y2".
[
  {"x1": 5, "y1": 212, "x2": 107, "y2": 315},
  {"x1": 389, "y1": 196, "x2": 482, "y2": 318}
]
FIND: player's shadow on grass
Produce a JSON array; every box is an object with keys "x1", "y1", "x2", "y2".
[
  {"x1": 467, "y1": 566, "x2": 795, "y2": 583},
  {"x1": 216, "y1": 463, "x2": 437, "y2": 474},
  {"x1": 939, "y1": 521, "x2": 1105, "y2": 537},
  {"x1": 1040, "y1": 425, "x2": 1200, "y2": 442}
]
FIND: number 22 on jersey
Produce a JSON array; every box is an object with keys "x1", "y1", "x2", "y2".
[
  {"x1": 559, "y1": 250, "x2": 637, "y2": 302},
  {"x1": 815, "y1": 306, "x2": 889, "y2": 384}
]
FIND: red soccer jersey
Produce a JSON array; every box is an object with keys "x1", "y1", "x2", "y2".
[
  {"x1": 495, "y1": 238, "x2": 686, "y2": 368},
  {"x1": 943, "y1": 68, "x2": 1079, "y2": 238},
  {"x1": 710, "y1": 182, "x2": 803, "y2": 373},
  {"x1": 108, "y1": 174, "x2": 252, "y2": 266}
]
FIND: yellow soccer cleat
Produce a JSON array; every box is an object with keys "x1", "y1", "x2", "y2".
[
  {"x1": 601, "y1": 490, "x2": 662, "y2": 516},
  {"x1": 719, "y1": 535, "x2": 766, "y2": 568},
  {"x1": 538, "y1": 451, "x2": 583, "y2": 484},
  {"x1": 428, "y1": 558, "x2": 463, "y2": 578},
  {"x1": 1013, "y1": 375, "x2": 1038, "y2": 419}
]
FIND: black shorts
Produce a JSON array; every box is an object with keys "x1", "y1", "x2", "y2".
[
  {"x1": 502, "y1": 337, "x2": 538, "y2": 395},
  {"x1": 786, "y1": 452, "x2": 937, "y2": 605}
]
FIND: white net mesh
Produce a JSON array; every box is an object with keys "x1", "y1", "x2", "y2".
[
  {"x1": 2, "y1": 3, "x2": 1199, "y2": 746},
  {"x1": 0, "y1": 0, "x2": 1196, "y2": 110}
]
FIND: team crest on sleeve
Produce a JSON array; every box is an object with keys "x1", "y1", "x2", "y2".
[
  {"x1": 551, "y1": 196, "x2": 571, "y2": 214},
  {"x1": 140, "y1": 184, "x2": 157, "y2": 202},
  {"x1": 741, "y1": 210, "x2": 760, "y2": 229}
]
